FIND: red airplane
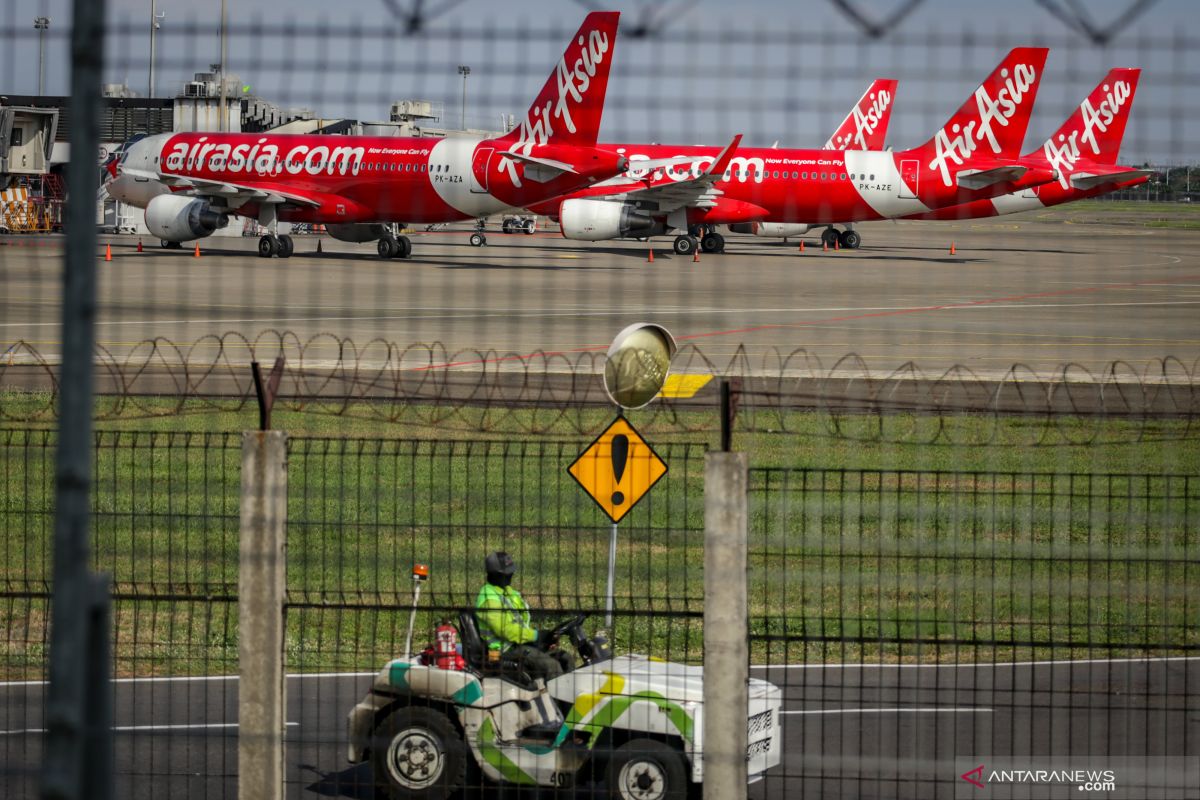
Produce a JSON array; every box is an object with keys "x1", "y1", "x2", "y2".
[
  {"x1": 542, "y1": 47, "x2": 1056, "y2": 253},
  {"x1": 107, "y1": 12, "x2": 629, "y2": 259},
  {"x1": 729, "y1": 77, "x2": 899, "y2": 246},
  {"x1": 904, "y1": 68, "x2": 1149, "y2": 222}
]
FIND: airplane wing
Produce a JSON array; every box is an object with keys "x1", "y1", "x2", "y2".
[
  {"x1": 955, "y1": 165, "x2": 1031, "y2": 190},
  {"x1": 1069, "y1": 169, "x2": 1153, "y2": 190},
  {"x1": 587, "y1": 135, "x2": 743, "y2": 214},
  {"x1": 119, "y1": 167, "x2": 322, "y2": 208}
]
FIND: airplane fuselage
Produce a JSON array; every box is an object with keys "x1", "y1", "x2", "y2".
[{"x1": 111, "y1": 131, "x2": 624, "y2": 224}]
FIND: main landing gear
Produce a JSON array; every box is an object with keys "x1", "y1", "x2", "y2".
[
  {"x1": 257, "y1": 234, "x2": 294, "y2": 259},
  {"x1": 377, "y1": 234, "x2": 412, "y2": 259},
  {"x1": 160, "y1": 240, "x2": 183, "y2": 250},
  {"x1": 820, "y1": 226, "x2": 861, "y2": 250},
  {"x1": 674, "y1": 225, "x2": 725, "y2": 256},
  {"x1": 255, "y1": 205, "x2": 294, "y2": 259}
]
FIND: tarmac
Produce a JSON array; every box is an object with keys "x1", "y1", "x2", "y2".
[{"x1": 2, "y1": 204, "x2": 1199, "y2": 381}]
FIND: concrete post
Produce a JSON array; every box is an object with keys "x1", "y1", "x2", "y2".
[
  {"x1": 703, "y1": 451, "x2": 749, "y2": 800},
  {"x1": 239, "y1": 431, "x2": 288, "y2": 800}
]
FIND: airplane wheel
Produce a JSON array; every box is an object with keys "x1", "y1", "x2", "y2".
[
  {"x1": 701, "y1": 233, "x2": 723, "y2": 254},
  {"x1": 160, "y1": 239, "x2": 170, "y2": 249},
  {"x1": 839, "y1": 229, "x2": 861, "y2": 250},
  {"x1": 394, "y1": 236, "x2": 412, "y2": 259},
  {"x1": 277, "y1": 235, "x2": 294, "y2": 258},
  {"x1": 673, "y1": 235, "x2": 697, "y2": 256},
  {"x1": 258, "y1": 236, "x2": 278, "y2": 258},
  {"x1": 501, "y1": 221, "x2": 513, "y2": 234},
  {"x1": 523, "y1": 220, "x2": 535, "y2": 234},
  {"x1": 378, "y1": 237, "x2": 397, "y2": 259},
  {"x1": 469, "y1": 232, "x2": 486, "y2": 247},
  {"x1": 820, "y1": 228, "x2": 840, "y2": 248}
]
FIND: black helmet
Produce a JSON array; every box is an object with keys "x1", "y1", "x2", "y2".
[{"x1": 485, "y1": 551, "x2": 516, "y2": 576}]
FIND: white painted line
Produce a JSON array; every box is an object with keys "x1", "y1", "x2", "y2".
[
  {"x1": 0, "y1": 672, "x2": 376, "y2": 688},
  {"x1": 750, "y1": 656, "x2": 1200, "y2": 670},
  {"x1": 0, "y1": 722, "x2": 299, "y2": 736},
  {"x1": 782, "y1": 708, "x2": 994, "y2": 716},
  {"x1": 0, "y1": 658, "x2": 1193, "y2": 689}
]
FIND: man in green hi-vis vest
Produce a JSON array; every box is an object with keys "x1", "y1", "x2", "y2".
[{"x1": 475, "y1": 551, "x2": 572, "y2": 682}]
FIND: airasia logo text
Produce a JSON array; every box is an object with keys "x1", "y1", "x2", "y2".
[
  {"x1": 828, "y1": 89, "x2": 892, "y2": 150},
  {"x1": 497, "y1": 27, "x2": 610, "y2": 187},
  {"x1": 1042, "y1": 80, "x2": 1133, "y2": 189},
  {"x1": 162, "y1": 136, "x2": 365, "y2": 178},
  {"x1": 928, "y1": 64, "x2": 1038, "y2": 187}
]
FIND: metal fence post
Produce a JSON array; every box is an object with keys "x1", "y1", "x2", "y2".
[
  {"x1": 704, "y1": 451, "x2": 749, "y2": 800},
  {"x1": 41, "y1": 1, "x2": 110, "y2": 798},
  {"x1": 239, "y1": 430, "x2": 288, "y2": 800}
]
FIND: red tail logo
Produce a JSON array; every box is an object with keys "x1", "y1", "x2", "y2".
[
  {"x1": 1040, "y1": 68, "x2": 1140, "y2": 187},
  {"x1": 825, "y1": 79, "x2": 898, "y2": 151},
  {"x1": 919, "y1": 47, "x2": 1049, "y2": 186},
  {"x1": 495, "y1": 11, "x2": 619, "y2": 185}
]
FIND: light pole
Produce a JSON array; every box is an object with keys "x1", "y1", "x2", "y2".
[
  {"x1": 458, "y1": 65, "x2": 470, "y2": 130},
  {"x1": 34, "y1": 16, "x2": 50, "y2": 95},
  {"x1": 149, "y1": 1, "x2": 164, "y2": 98},
  {"x1": 219, "y1": 0, "x2": 228, "y2": 131}
]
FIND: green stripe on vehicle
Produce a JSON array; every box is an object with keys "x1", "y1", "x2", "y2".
[
  {"x1": 387, "y1": 661, "x2": 410, "y2": 689},
  {"x1": 451, "y1": 679, "x2": 483, "y2": 706},
  {"x1": 478, "y1": 718, "x2": 538, "y2": 785},
  {"x1": 563, "y1": 691, "x2": 695, "y2": 746}
]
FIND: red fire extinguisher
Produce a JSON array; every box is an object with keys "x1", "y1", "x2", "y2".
[{"x1": 434, "y1": 621, "x2": 465, "y2": 671}]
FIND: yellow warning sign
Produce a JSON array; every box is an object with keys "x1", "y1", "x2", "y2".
[{"x1": 568, "y1": 416, "x2": 668, "y2": 524}]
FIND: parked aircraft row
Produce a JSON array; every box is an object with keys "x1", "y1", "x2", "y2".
[{"x1": 106, "y1": 10, "x2": 1148, "y2": 259}]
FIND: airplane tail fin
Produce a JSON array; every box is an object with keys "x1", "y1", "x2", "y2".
[
  {"x1": 824, "y1": 79, "x2": 898, "y2": 150},
  {"x1": 1035, "y1": 68, "x2": 1140, "y2": 168},
  {"x1": 911, "y1": 47, "x2": 1049, "y2": 168},
  {"x1": 495, "y1": 11, "x2": 619, "y2": 149}
]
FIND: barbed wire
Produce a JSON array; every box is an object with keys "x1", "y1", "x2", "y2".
[{"x1": 2, "y1": 331, "x2": 1197, "y2": 445}]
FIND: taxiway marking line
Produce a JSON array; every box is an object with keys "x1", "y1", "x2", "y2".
[{"x1": 782, "y1": 708, "x2": 994, "y2": 716}]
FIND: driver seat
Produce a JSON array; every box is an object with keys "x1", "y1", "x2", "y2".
[
  {"x1": 457, "y1": 608, "x2": 539, "y2": 690},
  {"x1": 457, "y1": 609, "x2": 486, "y2": 672}
]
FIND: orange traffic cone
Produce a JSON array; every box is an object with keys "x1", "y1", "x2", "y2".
[
  {"x1": 194, "y1": 243, "x2": 201, "y2": 258},
  {"x1": 799, "y1": 240, "x2": 805, "y2": 252},
  {"x1": 316, "y1": 238, "x2": 323, "y2": 254},
  {"x1": 950, "y1": 242, "x2": 956, "y2": 255},
  {"x1": 647, "y1": 248, "x2": 654, "y2": 263},
  {"x1": 693, "y1": 249, "x2": 700, "y2": 263},
  {"x1": 136, "y1": 239, "x2": 143, "y2": 253},
  {"x1": 835, "y1": 238, "x2": 840, "y2": 251},
  {"x1": 822, "y1": 241, "x2": 828, "y2": 252},
  {"x1": 104, "y1": 244, "x2": 112, "y2": 262}
]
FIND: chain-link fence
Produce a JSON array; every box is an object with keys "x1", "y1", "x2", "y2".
[
  {"x1": 3, "y1": 1, "x2": 1200, "y2": 798},
  {"x1": 3, "y1": 430, "x2": 1197, "y2": 797}
]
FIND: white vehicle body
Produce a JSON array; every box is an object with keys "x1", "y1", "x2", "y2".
[{"x1": 347, "y1": 653, "x2": 783, "y2": 791}]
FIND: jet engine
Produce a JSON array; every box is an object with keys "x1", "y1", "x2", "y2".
[
  {"x1": 728, "y1": 222, "x2": 814, "y2": 238},
  {"x1": 559, "y1": 199, "x2": 665, "y2": 241},
  {"x1": 325, "y1": 223, "x2": 390, "y2": 243},
  {"x1": 144, "y1": 195, "x2": 228, "y2": 242}
]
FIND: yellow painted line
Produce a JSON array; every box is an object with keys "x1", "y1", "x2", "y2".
[{"x1": 657, "y1": 373, "x2": 712, "y2": 398}]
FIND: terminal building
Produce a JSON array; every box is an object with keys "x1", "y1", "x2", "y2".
[{"x1": 1, "y1": 70, "x2": 494, "y2": 236}]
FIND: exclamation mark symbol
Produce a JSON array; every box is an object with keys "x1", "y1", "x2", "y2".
[{"x1": 610, "y1": 434, "x2": 629, "y2": 506}]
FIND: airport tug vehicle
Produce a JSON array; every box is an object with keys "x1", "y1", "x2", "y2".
[{"x1": 347, "y1": 565, "x2": 782, "y2": 799}]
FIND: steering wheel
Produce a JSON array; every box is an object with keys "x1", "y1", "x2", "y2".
[{"x1": 539, "y1": 614, "x2": 587, "y2": 649}]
